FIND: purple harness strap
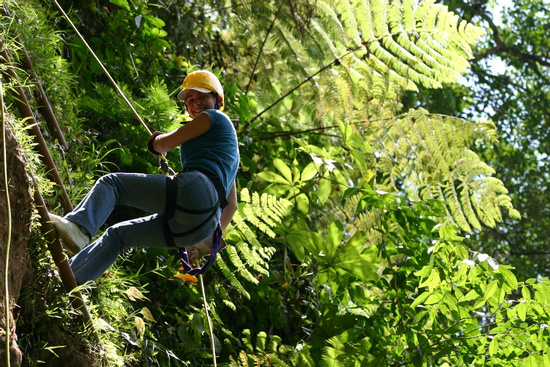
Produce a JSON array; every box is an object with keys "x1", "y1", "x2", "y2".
[{"x1": 178, "y1": 225, "x2": 222, "y2": 275}]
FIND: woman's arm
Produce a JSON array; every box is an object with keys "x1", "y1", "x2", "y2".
[
  {"x1": 186, "y1": 181, "x2": 238, "y2": 261},
  {"x1": 152, "y1": 113, "x2": 212, "y2": 154},
  {"x1": 220, "y1": 181, "x2": 237, "y2": 232}
]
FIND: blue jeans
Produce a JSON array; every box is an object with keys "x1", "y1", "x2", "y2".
[{"x1": 66, "y1": 171, "x2": 221, "y2": 284}]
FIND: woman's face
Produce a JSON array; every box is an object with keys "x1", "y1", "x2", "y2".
[{"x1": 184, "y1": 90, "x2": 219, "y2": 118}]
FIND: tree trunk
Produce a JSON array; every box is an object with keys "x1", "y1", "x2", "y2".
[{"x1": 0, "y1": 122, "x2": 32, "y2": 367}]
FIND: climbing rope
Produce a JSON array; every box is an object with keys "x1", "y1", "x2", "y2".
[
  {"x1": 52, "y1": 0, "x2": 150, "y2": 135},
  {"x1": 53, "y1": 2, "x2": 217, "y2": 363},
  {"x1": 52, "y1": 0, "x2": 174, "y2": 175},
  {"x1": 1, "y1": 75, "x2": 12, "y2": 367}
]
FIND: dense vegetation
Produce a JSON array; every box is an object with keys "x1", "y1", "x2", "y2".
[{"x1": 1, "y1": 0, "x2": 549, "y2": 366}]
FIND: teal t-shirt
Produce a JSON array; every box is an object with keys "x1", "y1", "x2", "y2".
[{"x1": 179, "y1": 109, "x2": 239, "y2": 197}]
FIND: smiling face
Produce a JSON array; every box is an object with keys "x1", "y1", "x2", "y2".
[{"x1": 184, "y1": 89, "x2": 220, "y2": 118}]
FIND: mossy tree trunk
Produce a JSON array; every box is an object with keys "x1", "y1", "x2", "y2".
[{"x1": 0, "y1": 123, "x2": 32, "y2": 367}]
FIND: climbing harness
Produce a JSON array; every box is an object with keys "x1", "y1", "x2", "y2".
[{"x1": 164, "y1": 169, "x2": 227, "y2": 274}]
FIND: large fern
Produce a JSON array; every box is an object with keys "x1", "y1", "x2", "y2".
[
  {"x1": 227, "y1": 329, "x2": 314, "y2": 367},
  {"x1": 372, "y1": 109, "x2": 520, "y2": 231},
  {"x1": 216, "y1": 188, "x2": 292, "y2": 299},
  {"x1": 230, "y1": 0, "x2": 485, "y2": 123}
]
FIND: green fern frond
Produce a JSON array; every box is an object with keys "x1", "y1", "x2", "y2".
[
  {"x1": 223, "y1": 299, "x2": 237, "y2": 312},
  {"x1": 216, "y1": 255, "x2": 251, "y2": 300},
  {"x1": 375, "y1": 109, "x2": 518, "y2": 232},
  {"x1": 237, "y1": 188, "x2": 293, "y2": 240},
  {"x1": 216, "y1": 189, "x2": 290, "y2": 303},
  {"x1": 319, "y1": 336, "x2": 346, "y2": 367},
  {"x1": 226, "y1": 246, "x2": 260, "y2": 285},
  {"x1": 140, "y1": 77, "x2": 182, "y2": 127},
  {"x1": 231, "y1": 330, "x2": 308, "y2": 367},
  {"x1": 324, "y1": 0, "x2": 484, "y2": 96},
  {"x1": 232, "y1": 212, "x2": 262, "y2": 249}
]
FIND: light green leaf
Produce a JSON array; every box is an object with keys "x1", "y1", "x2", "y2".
[
  {"x1": 488, "y1": 337, "x2": 499, "y2": 355},
  {"x1": 135, "y1": 316, "x2": 145, "y2": 337},
  {"x1": 499, "y1": 267, "x2": 518, "y2": 290},
  {"x1": 145, "y1": 15, "x2": 166, "y2": 28},
  {"x1": 111, "y1": 0, "x2": 131, "y2": 11},
  {"x1": 318, "y1": 170, "x2": 332, "y2": 204},
  {"x1": 460, "y1": 289, "x2": 480, "y2": 302},
  {"x1": 337, "y1": 119, "x2": 352, "y2": 144},
  {"x1": 424, "y1": 292, "x2": 443, "y2": 305},
  {"x1": 301, "y1": 162, "x2": 319, "y2": 181},
  {"x1": 296, "y1": 193, "x2": 310, "y2": 214},
  {"x1": 517, "y1": 302, "x2": 529, "y2": 322},
  {"x1": 257, "y1": 170, "x2": 291, "y2": 185},
  {"x1": 140, "y1": 307, "x2": 156, "y2": 322},
  {"x1": 126, "y1": 286, "x2": 148, "y2": 301},
  {"x1": 350, "y1": 148, "x2": 368, "y2": 172},
  {"x1": 484, "y1": 281, "x2": 499, "y2": 302},
  {"x1": 286, "y1": 228, "x2": 324, "y2": 258},
  {"x1": 522, "y1": 286, "x2": 531, "y2": 301},
  {"x1": 419, "y1": 268, "x2": 441, "y2": 291},
  {"x1": 411, "y1": 292, "x2": 431, "y2": 308},
  {"x1": 326, "y1": 221, "x2": 343, "y2": 259},
  {"x1": 336, "y1": 233, "x2": 379, "y2": 281},
  {"x1": 274, "y1": 158, "x2": 293, "y2": 183}
]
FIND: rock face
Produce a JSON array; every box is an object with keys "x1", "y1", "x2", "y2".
[{"x1": 0, "y1": 123, "x2": 32, "y2": 367}]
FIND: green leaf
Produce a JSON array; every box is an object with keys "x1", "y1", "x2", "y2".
[
  {"x1": 461, "y1": 289, "x2": 480, "y2": 302},
  {"x1": 296, "y1": 193, "x2": 310, "y2": 214},
  {"x1": 522, "y1": 286, "x2": 531, "y2": 301},
  {"x1": 140, "y1": 307, "x2": 156, "y2": 322},
  {"x1": 336, "y1": 234, "x2": 379, "y2": 282},
  {"x1": 257, "y1": 170, "x2": 291, "y2": 185},
  {"x1": 286, "y1": 228, "x2": 324, "y2": 258},
  {"x1": 125, "y1": 286, "x2": 148, "y2": 301},
  {"x1": 419, "y1": 268, "x2": 441, "y2": 291},
  {"x1": 135, "y1": 316, "x2": 145, "y2": 338},
  {"x1": 273, "y1": 158, "x2": 293, "y2": 183},
  {"x1": 110, "y1": 0, "x2": 131, "y2": 11},
  {"x1": 499, "y1": 267, "x2": 518, "y2": 290},
  {"x1": 318, "y1": 171, "x2": 332, "y2": 204},
  {"x1": 516, "y1": 302, "x2": 529, "y2": 322},
  {"x1": 411, "y1": 292, "x2": 431, "y2": 308},
  {"x1": 424, "y1": 292, "x2": 443, "y2": 305},
  {"x1": 488, "y1": 337, "x2": 499, "y2": 355},
  {"x1": 484, "y1": 281, "x2": 499, "y2": 302},
  {"x1": 326, "y1": 221, "x2": 343, "y2": 259},
  {"x1": 350, "y1": 148, "x2": 368, "y2": 172},
  {"x1": 145, "y1": 15, "x2": 166, "y2": 28},
  {"x1": 301, "y1": 162, "x2": 319, "y2": 181}
]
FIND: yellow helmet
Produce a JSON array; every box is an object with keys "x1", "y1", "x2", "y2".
[{"x1": 178, "y1": 70, "x2": 224, "y2": 111}]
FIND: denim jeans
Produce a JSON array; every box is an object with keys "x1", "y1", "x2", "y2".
[{"x1": 66, "y1": 171, "x2": 221, "y2": 284}]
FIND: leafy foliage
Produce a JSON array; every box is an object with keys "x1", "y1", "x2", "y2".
[
  {"x1": 372, "y1": 109, "x2": 521, "y2": 231},
  {"x1": 4, "y1": 0, "x2": 550, "y2": 366}
]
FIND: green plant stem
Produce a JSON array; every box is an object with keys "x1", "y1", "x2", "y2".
[
  {"x1": 1, "y1": 75, "x2": 12, "y2": 367},
  {"x1": 199, "y1": 274, "x2": 216, "y2": 367}
]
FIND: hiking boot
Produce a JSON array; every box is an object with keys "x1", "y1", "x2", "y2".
[{"x1": 49, "y1": 213, "x2": 90, "y2": 254}]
